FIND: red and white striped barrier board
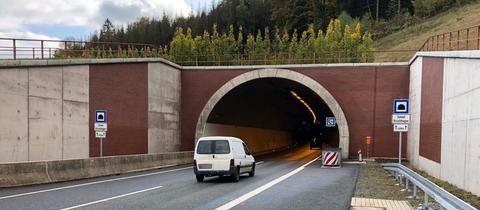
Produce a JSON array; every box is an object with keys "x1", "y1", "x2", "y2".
[{"x1": 322, "y1": 151, "x2": 340, "y2": 167}]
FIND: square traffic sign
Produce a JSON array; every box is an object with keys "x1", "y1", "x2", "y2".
[
  {"x1": 96, "y1": 110, "x2": 107, "y2": 122},
  {"x1": 393, "y1": 99, "x2": 409, "y2": 114},
  {"x1": 325, "y1": 117, "x2": 336, "y2": 127}
]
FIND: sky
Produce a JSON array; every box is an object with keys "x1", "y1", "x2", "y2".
[{"x1": 0, "y1": 0, "x2": 219, "y2": 41}]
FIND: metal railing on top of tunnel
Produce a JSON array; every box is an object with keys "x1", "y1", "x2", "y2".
[
  {"x1": 0, "y1": 37, "x2": 419, "y2": 63},
  {"x1": 419, "y1": 25, "x2": 480, "y2": 51}
]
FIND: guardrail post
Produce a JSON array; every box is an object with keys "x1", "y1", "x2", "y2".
[
  {"x1": 12, "y1": 39, "x2": 16, "y2": 60},
  {"x1": 408, "y1": 184, "x2": 420, "y2": 200},
  {"x1": 401, "y1": 178, "x2": 411, "y2": 192},
  {"x1": 424, "y1": 193, "x2": 430, "y2": 209},
  {"x1": 395, "y1": 174, "x2": 403, "y2": 186}
]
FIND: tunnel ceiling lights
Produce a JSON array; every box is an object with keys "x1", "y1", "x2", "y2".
[{"x1": 290, "y1": 90, "x2": 317, "y2": 123}]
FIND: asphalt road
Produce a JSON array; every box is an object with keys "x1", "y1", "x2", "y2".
[{"x1": 0, "y1": 146, "x2": 359, "y2": 210}]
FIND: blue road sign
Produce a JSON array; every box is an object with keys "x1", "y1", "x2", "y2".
[
  {"x1": 325, "y1": 117, "x2": 336, "y2": 127},
  {"x1": 393, "y1": 99, "x2": 409, "y2": 114},
  {"x1": 95, "y1": 110, "x2": 107, "y2": 122}
]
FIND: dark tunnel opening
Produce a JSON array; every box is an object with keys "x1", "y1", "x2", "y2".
[{"x1": 204, "y1": 78, "x2": 339, "y2": 155}]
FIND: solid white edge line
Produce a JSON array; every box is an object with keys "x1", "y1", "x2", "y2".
[
  {"x1": 215, "y1": 156, "x2": 320, "y2": 210},
  {"x1": 59, "y1": 185, "x2": 163, "y2": 210},
  {"x1": 256, "y1": 161, "x2": 264, "y2": 165},
  {"x1": 0, "y1": 166, "x2": 192, "y2": 200}
]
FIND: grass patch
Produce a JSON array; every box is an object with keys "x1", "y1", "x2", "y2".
[
  {"x1": 354, "y1": 161, "x2": 411, "y2": 200},
  {"x1": 414, "y1": 169, "x2": 480, "y2": 209},
  {"x1": 373, "y1": 1, "x2": 480, "y2": 61}
]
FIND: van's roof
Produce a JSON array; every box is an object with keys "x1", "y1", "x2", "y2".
[{"x1": 198, "y1": 136, "x2": 242, "y2": 141}]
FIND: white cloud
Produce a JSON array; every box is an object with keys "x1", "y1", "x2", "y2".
[
  {"x1": 0, "y1": 31, "x2": 62, "y2": 59},
  {"x1": 0, "y1": 0, "x2": 193, "y2": 39}
]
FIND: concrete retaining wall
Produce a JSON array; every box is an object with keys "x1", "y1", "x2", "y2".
[
  {"x1": 0, "y1": 65, "x2": 89, "y2": 163},
  {"x1": 408, "y1": 51, "x2": 480, "y2": 196},
  {"x1": 148, "y1": 63, "x2": 181, "y2": 153},
  {"x1": 0, "y1": 151, "x2": 193, "y2": 187}
]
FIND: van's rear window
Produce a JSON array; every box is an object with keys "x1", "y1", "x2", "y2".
[{"x1": 197, "y1": 140, "x2": 230, "y2": 154}]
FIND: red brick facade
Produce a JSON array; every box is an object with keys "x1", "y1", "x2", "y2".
[
  {"x1": 419, "y1": 57, "x2": 444, "y2": 163},
  {"x1": 181, "y1": 66, "x2": 410, "y2": 158},
  {"x1": 89, "y1": 63, "x2": 148, "y2": 157}
]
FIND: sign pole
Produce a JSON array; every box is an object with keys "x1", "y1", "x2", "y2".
[
  {"x1": 100, "y1": 138, "x2": 103, "y2": 157},
  {"x1": 398, "y1": 132, "x2": 402, "y2": 164}
]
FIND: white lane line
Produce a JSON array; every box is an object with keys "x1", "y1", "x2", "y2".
[
  {"x1": 59, "y1": 185, "x2": 163, "y2": 210},
  {"x1": 215, "y1": 156, "x2": 320, "y2": 210},
  {"x1": 256, "y1": 161, "x2": 265, "y2": 165},
  {"x1": 0, "y1": 166, "x2": 192, "y2": 200}
]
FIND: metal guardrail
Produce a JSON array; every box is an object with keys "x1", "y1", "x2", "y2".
[
  {"x1": 382, "y1": 163, "x2": 476, "y2": 210},
  {"x1": 419, "y1": 25, "x2": 480, "y2": 51}
]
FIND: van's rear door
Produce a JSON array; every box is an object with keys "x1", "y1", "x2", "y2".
[{"x1": 195, "y1": 140, "x2": 231, "y2": 171}]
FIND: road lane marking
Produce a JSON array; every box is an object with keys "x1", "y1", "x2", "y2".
[
  {"x1": 59, "y1": 185, "x2": 163, "y2": 210},
  {"x1": 215, "y1": 156, "x2": 320, "y2": 210},
  {"x1": 0, "y1": 166, "x2": 191, "y2": 200},
  {"x1": 256, "y1": 161, "x2": 264, "y2": 165}
]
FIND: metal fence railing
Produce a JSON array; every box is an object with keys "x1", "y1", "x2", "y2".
[
  {"x1": 382, "y1": 163, "x2": 477, "y2": 210},
  {"x1": 10, "y1": 30, "x2": 480, "y2": 65},
  {"x1": 420, "y1": 25, "x2": 480, "y2": 51},
  {"x1": 0, "y1": 36, "x2": 417, "y2": 64},
  {"x1": 0, "y1": 37, "x2": 160, "y2": 60}
]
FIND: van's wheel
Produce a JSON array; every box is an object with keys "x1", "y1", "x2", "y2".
[
  {"x1": 196, "y1": 175, "x2": 204, "y2": 182},
  {"x1": 249, "y1": 163, "x2": 255, "y2": 177},
  {"x1": 231, "y1": 167, "x2": 240, "y2": 182}
]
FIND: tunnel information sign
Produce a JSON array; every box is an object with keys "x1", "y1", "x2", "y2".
[
  {"x1": 325, "y1": 117, "x2": 336, "y2": 127},
  {"x1": 393, "y1": 124, "x2": 408, "y2": 132},
  {"x1": 392, "y1": 114, "x2": 410, "y2": 124}
]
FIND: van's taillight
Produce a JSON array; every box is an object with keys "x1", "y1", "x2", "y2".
[{"x1": 230, "y1": 159, "x2": 234, "y2": 167}]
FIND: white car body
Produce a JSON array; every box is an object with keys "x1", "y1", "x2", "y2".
[{"x1": 193, "y1": 136, "x2": 255, "y2": 182}]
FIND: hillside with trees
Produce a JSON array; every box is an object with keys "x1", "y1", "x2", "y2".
[{"x1": 82, "y1": 0, "x2": 478, "y2": 64}]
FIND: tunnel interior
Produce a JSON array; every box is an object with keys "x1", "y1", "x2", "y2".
[{"x1": 204, "y1": 78, "x2": 339, "y2": 155}]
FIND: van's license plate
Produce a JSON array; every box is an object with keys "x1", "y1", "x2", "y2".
[{"x1": 198, "y1": 164, "x2": 212, "y2": 169}]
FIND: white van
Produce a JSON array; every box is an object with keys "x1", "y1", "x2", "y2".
[{"x1": 194, "y1": 136, "x2": 255, "y2": 182}]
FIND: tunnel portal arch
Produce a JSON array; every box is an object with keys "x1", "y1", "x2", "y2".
[{"x1": 195, "y1": 69, "x2": 350, "y2": 158}]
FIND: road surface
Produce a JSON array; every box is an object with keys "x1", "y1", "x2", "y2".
[{"x1": 0, "y1": 146, "x2": 359, "y2": 210}]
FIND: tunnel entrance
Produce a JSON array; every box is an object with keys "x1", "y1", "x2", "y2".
[
  {"x1": 195, "y1": 69, "x2": 350, "y2": 158},
  {"x1": 204, "y1": 78, "x2": 339, "y2": 155}
]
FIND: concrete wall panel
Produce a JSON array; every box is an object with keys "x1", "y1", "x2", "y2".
[
  {"x1": 465, "y1": 119, "x2": 480, "y2": 196},
  {"x1": 28, "y1": 118, "x2": 62, "y2": 160},
  {"x1": 148, "y1": 63, "x2": 181, "y2": 153},
  {"x1": 28, "y1": 97, "x2": 62, "y2": 160},
  {"x1": 0, "y1": 71, "x2": 28, "y2": 162},
  {"x1": 440, "y1": 57, "x2": 480, "y2": 196},
  {"x1": 62, "y1": 122, "x2": 89, "y2": 159},
  {"x1": 0, "y1": 68, "x2": 28, "y2": 95},
  {"x1": 418, "y1": 156, "x2": 441, "y2": 178},
  {"x1": 63, "y1": 101, "x2": 89, "y2": 159},
  {"x1": 29, "y1": 67, "x2": 62, "y2": 99},
  {"x1": 63, "y1": 66, "x2": 89, "y2": 102},
  {"x1": 408, "y1": 57, "x2": 422, "y2": 168}
]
